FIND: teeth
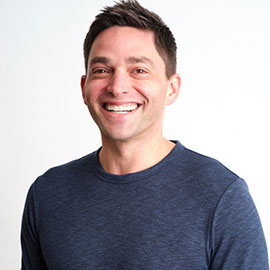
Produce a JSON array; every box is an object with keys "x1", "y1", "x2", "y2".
[{"x1": 105, "y1": 103, "x2": 138, "y2": 113}]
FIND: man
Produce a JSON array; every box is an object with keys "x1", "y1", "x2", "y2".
[{"x1": 21, "y1": 0, "x2": 268, "y2": 269}]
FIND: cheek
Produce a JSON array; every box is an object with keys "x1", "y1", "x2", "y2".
[
  {"x1": 133, "y1": 79, "x2": 159, "y2": 97},
  {"x1": 84, "y1": 81, "x2": 105, "y2": 103},
  {"x1": 140, "y1": 80, "x2": 168, "y2": 103}
]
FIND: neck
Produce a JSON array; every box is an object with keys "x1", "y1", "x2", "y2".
[{"x1": 99, "y1": 135, "x2": 175, "y2": 175}]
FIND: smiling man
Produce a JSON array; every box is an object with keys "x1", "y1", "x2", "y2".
[
  {"x1": 21, "y1": 1, "x2": 268, "y2": 269},
  {"x1": 81, "y1": 25, "x2": 180, "y2": 175}
]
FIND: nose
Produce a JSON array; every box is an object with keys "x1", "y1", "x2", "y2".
[{"x1": 106, "y1": 70, "x2": 131, "y2": 96}]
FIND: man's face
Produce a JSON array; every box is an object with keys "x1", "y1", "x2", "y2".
[{"x1": 81, "y1": 26, "x2": 180, "y2": 143}]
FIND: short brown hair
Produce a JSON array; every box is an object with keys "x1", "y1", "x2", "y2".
[{"x1": 83, "y1": 0, "x2": 177, "y2": 78}]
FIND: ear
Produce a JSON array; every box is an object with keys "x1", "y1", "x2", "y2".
[
  {"x1": 166, "y1": 73, "x2": 181, "y2": 105},
  {"x1": 80, "y1": 75, "x2": 87, "y2": 105}
]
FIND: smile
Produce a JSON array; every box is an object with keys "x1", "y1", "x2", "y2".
[{"x1": 104, "y1": 103, "x2": 140, "y2": 114}]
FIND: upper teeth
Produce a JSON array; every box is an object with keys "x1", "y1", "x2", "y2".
[{"x1": 105, "y1": 103, "x2": 138, "y2": 112}]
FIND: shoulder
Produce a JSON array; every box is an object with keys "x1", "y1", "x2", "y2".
[
  {"x1": 182, "y1": 146, "x2": 238, "y2": 180},
  {"x1": 176, "y1": 144, "x2": 239, "y2": 184},
  {"x1": 31, "y1": 150, "x2": 98, "y2": 195},
  {"x1": 172, "y1": 143, "x2": 241, "y2": 203}
]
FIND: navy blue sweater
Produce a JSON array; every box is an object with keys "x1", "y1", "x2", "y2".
[{"x1": 21, "y1": 141, "x2": 268, "y2": 269}]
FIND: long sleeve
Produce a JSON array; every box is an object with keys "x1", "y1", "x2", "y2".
[
  {"x1": 209, "y1": 178, "x2": 269, "y2": 269},
  {"x1": 21, "y1": 183, "x2": 47, "y2": 270}
]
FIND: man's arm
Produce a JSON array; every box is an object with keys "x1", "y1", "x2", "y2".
[
  {"x1": 21, "y1": 183, "x2": 47, "y2": 270},
  {"x1": 209, "y1": 178, "x2": 268, "y2": 269}
]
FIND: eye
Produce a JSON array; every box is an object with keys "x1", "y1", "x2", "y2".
[
  {"x1": 130, "y1": 67, "x2": 149, "y2": 79},
  {"x1": 92, "y1": 68, "x2": 107, "y2": 74},
  {"x1": 134, "y1": 68, "x2": 147, "y2": 74},
  {"x1": 89, "y1": 68, "x2": 111, "y2": 79}
]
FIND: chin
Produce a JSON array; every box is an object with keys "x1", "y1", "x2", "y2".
[
  {"x1": 100, "y1": 127, "x2": 140, "y2": 142},
  {"x1": 103, "y1": 132, "x2": 134, "y2": 142}
]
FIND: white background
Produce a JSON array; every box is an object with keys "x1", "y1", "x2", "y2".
[{"x1": 1, "y1": 0, "x2": 269, "y2": 268}]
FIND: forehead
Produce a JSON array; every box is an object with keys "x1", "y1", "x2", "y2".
[{"x1": 89, "y1": 26, "x2": 164, "y2": 67}]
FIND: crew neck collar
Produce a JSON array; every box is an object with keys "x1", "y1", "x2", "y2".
[{"x1": 91, "y1": 140, "x2": 184, "y2": 184}]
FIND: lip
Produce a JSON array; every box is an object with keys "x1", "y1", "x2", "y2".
[
  {"x1": 101, "y1": 101, "x2": 142, "y2": 116},
  {"x1": 101, "y1": 100, "x2": 143, "y2": 106}
]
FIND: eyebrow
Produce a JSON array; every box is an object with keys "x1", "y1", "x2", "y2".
[
  {"x1": 125, "y1": 56, "x2": 154, "y2": 66},
  {"x1": 89, "y1": 56, "x2": 154, "y2": 67},
  {"x1": 89, "y1": 56, "x2": 110, "y2": 66}
]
